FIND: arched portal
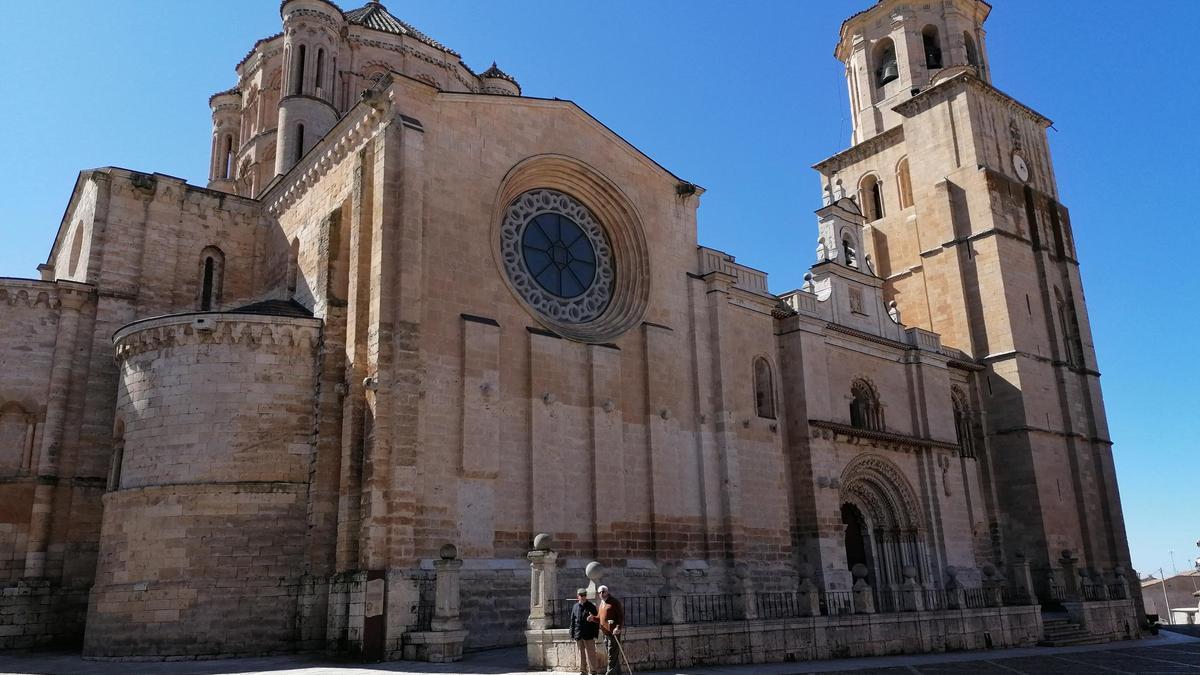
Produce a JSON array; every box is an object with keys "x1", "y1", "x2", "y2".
[{"x1": 839, "y1": 454, "x2": 927, "y2": 591}]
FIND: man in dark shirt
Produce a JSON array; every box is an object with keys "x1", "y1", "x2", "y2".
[{"x1": 568, "y1": 588, "x2": 600, "y2": 675}]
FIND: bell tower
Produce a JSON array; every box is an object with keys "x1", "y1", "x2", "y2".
[
  {"x1": 837, "y1": 0, "x2": 991, "y2": 144},
  {"x1": 817, "y1": 0, "x2": 1135, "y2": 596}
]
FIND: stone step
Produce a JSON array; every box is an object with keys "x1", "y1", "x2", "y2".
[{"x1": 1038, "y1": 635, "x2": 1111, "y2": 647}]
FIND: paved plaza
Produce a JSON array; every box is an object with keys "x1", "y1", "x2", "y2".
[{"x1": 2, "y1": 629, "x2": 1199, "y2": 675}]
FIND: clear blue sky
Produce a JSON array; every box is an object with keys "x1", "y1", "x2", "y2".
[{"x1": 1, "y1": 1, "x2": 1196, "y2": 580}]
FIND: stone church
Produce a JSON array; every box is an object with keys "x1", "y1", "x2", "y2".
[{"x1": 0, "y1": 0, "x2": 1136, "y2": 661}]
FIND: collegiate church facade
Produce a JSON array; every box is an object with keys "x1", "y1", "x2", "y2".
[{"x1": 0, "y1": 0, "x2": 1135, "y2": 660}]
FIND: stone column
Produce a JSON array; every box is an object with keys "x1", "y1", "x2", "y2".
[
  {"x1": 734, "y1": 563, "x2": 757, "y2": 620},
  {"x1": 1059, "y1": 550, "x2": 1081, "y2": 601},
  {"x1": 900, "y1": 565, "x2": 924, "y2": 612},
  {"x1": 945, "y1": 566, "x2": 966, "y2": 610},
  {"x1": 660, "y1": 562, "x2": 685, "y2": 624},
  {"x1": 24, "y1": 285, "x2": 87, "y2": 578},
  {"x1": 852, "y1": 564, "x2": 875, "y2": 614},
  {"x1": 796, "y1": 564, "x2": 820, "y2": 617},
  {"x1": 1111, "y1": 566, "x2": 1130, "y2": 600},
  {"x1": 431, "y1": 544, "x2": 464, "y2": 632},
  {"x1": 982, "y1": 564, "x2": 1005, "y2": 607},
  {"x1": 527, "y1": 534, "x2": 557, "y2": 630},
  {"x1": 1011, "y1": 553, "x2": 1039, "y2": 605}
]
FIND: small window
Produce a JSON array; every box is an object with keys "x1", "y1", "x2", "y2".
[
  {"x1": 896, "y1": 157, "x2": 913, "y2": 209},
  {"x1": 842, "y1": 236, "x2": 857, "y2": 268},
  {"x1": 874, "y1": 38, "x2": 899, "y2": 87},
  {"x1": 922, "y1": 26, "x2": 943, "y2": 69},
  {"x1": 315, "y1": 48, "x2": 325, "y2": 94},
  {"x1": 859, "y1": 174, "x2": 884, "y2": 222},
  {"x1": 850, "y1": 379, "x2": 884, "y2": 431},
  {"x1": 753, "y1": 357, "x2": 776, "y2": 419},
  {"x1": 295, "y1": 123, "x2": 305, "y2": 164},
  {"x1": 293, "y1": 44, "x2": 307, "y2": 96},
  {"x1": 68, "y1": 226, "x2": 84, "y2": 275},
  {"x1": 287, "y1": 238, "x2": 300, "y2": 295},
  {"x1": 197, "y1": 246, "x2": 225, "y2": 311},
  {"x1": 222, "y1": 135, "x2": 234, "y2": 180}
]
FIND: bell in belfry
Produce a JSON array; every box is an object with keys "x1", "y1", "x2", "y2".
[{"x1": 878, "y1": 58, "x2": 899, "y2": 85}]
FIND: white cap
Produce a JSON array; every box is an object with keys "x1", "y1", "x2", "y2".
[{"x1": 597, "y1": 585, "x2": 609, "y2": 593}]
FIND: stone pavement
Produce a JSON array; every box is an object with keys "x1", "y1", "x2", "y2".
[{"x1": 2, "y1": 630, "x2": 1199, "y2": 675}]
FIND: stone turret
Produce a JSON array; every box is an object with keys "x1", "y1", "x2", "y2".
[
  {"x1": 275, "y1": 0, "x2": 345, "y2": 176},
  {"x1": 479, "y1": 62, "x2": 521, "y2": 96},
  {"x1": 207, "y1": 88, "x2": 241, "y2": 192}
]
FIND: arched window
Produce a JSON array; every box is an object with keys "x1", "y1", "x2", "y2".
[
  {"x1": 68, "y1": 226, "x2": 84, "y2": 275},
  {"x1": 874, "y1": 38, "x2": 899, "y2": 87},
  {"x1": 107, "y1": 419, "x2": 125, "y2": 492},
  {"x1": 842, "y1": 235, "x2": 858, "y2": 268},
  {"x1": 198, "y1": 246, "x2": 225, "y2": 311},
  {"x1": 315, "y1": 48, "x2": 325, "y2": 96},
  {"x1": 293, "y1": 44, "x2": 307, "y2": 95},
  {"x1": 859, "y1": 174, "x2": 884, "y2": 221},
  {"x1": 951, "y1": 387, "x2": 975, "y2": 458},
  {"x1": 753, "y1": 357, "x2": 775, "y2": 419},
  {"x1": 0, "y1": 402, "x2": 32, "y2": 476},
  {"x1": 849, "y1": 379, "x2": 884, "y2": 431},
  {"x1": 896, "y1": 157, "x2": 913, "y2": 209},
  {"x1": 287, "y1": 238, "x2": 300, "y2": 295},
  {"x1": 922, "y1": 26, "x2": 943, "y2": 69},
  {"x1": 964, "y1": 32, "x2": 979, "y2": 68},
  {"x1": 221, "y1": 134, "x2": 234, "y2": 180},
  {"x1": 295, "y1": 123, "x2": 305, "y2": 164}
]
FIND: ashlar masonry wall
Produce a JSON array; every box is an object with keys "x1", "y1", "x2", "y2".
[{"x1": 83, "y1": 313, "x2": 322, "y2": 658}]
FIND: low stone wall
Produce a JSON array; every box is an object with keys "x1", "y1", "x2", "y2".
[
  {"x1": 0, "y1": 580, "x2": 89, "y2": 650},
  {"x1": 527, "y1": 605, "x2": 1043, "y2": 671},
  {"x1": 1066, "y1": 599, "x2": 1138, "y2": 641}
]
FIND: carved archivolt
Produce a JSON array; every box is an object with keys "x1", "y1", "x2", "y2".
[
  {"x1": 839, "y1": 453, "x2": 923, "y2": 533},
  {"x1": 492, "y1": 155, "x2": 649, "y2": 343}
]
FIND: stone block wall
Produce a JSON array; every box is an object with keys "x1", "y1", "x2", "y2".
[{"x1": 82, "y1": 313, "x2": 321, "y2": 657}]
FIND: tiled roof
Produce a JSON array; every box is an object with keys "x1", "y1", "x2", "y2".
[
  {"x1": 480, "y1": 62, "x2": 517, "y2": 84},
  {"x1": 344, "y1": 1, "x2": 460, "y2": 57},
  {"x1": 230, "y1": 298, "x2": 314, "y2": 318}
]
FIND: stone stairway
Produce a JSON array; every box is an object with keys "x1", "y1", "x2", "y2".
[{"x1": 1039, "y1": 617, "x2": 1108, "y2": 646}]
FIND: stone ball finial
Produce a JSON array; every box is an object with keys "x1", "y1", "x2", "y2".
[
  {"x1": 439, "y1": 543, "x2": 458, "y2": 560},
  {"x1": 945, "y1": 565, "x2": 959, "y2": 580},
  {"x1": 533, "y1": 533, "x2": 552, "y2": 551},
  {"x1": 851, "y1": 563, "x2": 869, "y2": 580},
  {"x1": 902, "y1": 565, "x2": 917, "y2": 581},
  {"x1": 585, "y1": 561, "x2": 605, "y2": 582},
  {"x1": 797, "y1": 563, "x2": 814, "y2": 580},
  {"x1": 1059, "y1": 549, "x2": 1077, "y2": 563},
  {"x1": 1114, "y1": 566, "x2": 1127, "y2": 577},
  {"x1": 734, "y1": 562, "x2": 750, "y2": 580},
  {"x1": 981, "y1": 563, "x2": 996, "y2": 578}
]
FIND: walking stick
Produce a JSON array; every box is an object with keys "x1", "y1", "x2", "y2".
[{"x1": 608, "y1": 621, "x2": 635, "y2": 674}]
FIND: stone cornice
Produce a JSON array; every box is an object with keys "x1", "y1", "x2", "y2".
[
  {"x1": 113, "y1": 313, "x2": 322, "y2": 364},
  {"x1": 825, "y1": 322, "x2": 911, "y2": 352},
  {"x1": 894, "y1": 71, "x2": 1052, "y2": 128},
  {"x1": 809, "y1": 419, "x2": 960, "y2": 453},
  {"x1": 346, "y1": 33, "x2": 478, "y2": 92},
  {"x1": 812, "y1": 126, "x2": 904, "y2": 175},
  {"x1": 0, "y1": 278, "x2": 94, "y2": 310}
]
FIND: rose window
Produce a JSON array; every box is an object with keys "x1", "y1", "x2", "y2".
[{"x1": 500, "y1": 189, "x2": 614, "y2": 323}]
